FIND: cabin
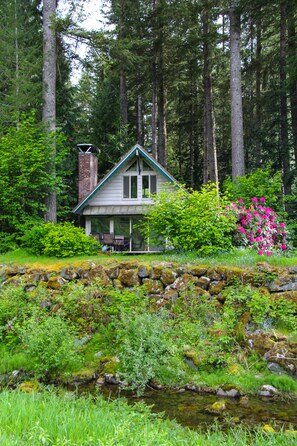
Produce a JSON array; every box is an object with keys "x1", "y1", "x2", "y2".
[{"x1": 73, "y1": 143, "x2": 180, "y2": 252}]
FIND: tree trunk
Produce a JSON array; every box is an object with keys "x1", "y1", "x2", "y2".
[
  {"x1": 203, "y1": 10, "x2": 218, "y2": 184},
  {"x1": 255, "y1": 13, "x2": 262, "y2": 162},
  {"x1": 120, "y1": 73, "x2": 128, "y2": 126},
  {"x1": 288, "y1": 6, "x2": 297, "y2": 171},
  {"x1": 137, "y1": 94, "x2": 144, "y2": 146},
  {"x1": 279, "y1": 0, "x2": 291, "y2": 195},
  {"x1": 42, "y1": 0, "x2": 56, "y2": 223},
  {"x1": 151, "y1": 73, "x2": 157, "y2": 158},
  {"x1": 230, "y1": 1, "x2": 245, "y2": 180},
  {"x1": 155, "y1": 0, "x2": 166, "y2": 167}
]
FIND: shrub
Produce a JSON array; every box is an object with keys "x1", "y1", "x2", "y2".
[
  {"x1": 20, "y1": 315, "x2": 81, "y2": 378},
  {"x1": 117, "y1": 312, "x2": 172, "y2": 395},
  {"x1": 21, "y1": 223, "x2": 53, "y2": 255},
  {"x1": 144, "y1": 183, "x2": 236, "y2": 254},
  {"x1": 0, "y1": 232, "x2": 17, "y2": 254},
  {"x1": 223, "y1": 165, "x2": 282, "y2": 211},
  {"x1": 22, "y1": 222, "x2": 101, "y2": 257},
  {"x1": 231, "y1": 198, "x2": 289, "y2": 256}
]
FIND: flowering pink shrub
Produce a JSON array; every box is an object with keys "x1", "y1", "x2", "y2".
[{"x1": 231, "y1": 198, "x2": 289, "y2": 255}]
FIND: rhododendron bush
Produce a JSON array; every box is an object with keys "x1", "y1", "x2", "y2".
[{"x1": 231, "y1": 197, "x2": 289, "y2": 255}]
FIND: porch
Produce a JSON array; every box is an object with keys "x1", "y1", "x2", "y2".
[{"x1": 87, "y1": 215, "x2": 163, "y2": 253}]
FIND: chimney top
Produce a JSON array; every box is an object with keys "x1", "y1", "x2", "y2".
[{"x1": 77, "y1": 143, "x2": 98, "y2": 154}]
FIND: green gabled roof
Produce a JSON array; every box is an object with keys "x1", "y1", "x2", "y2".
[{"x1": 73, "y1": 144, "x2": 180, "y2": 214}]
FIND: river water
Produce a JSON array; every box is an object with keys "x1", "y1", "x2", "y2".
[{"x1": 68, "y1": 382, "x2": 297, "y2": 431}]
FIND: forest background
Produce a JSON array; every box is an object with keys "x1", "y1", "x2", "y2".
[{"x1": 0, "y1": 0, "x2": 297, "y2": 244}]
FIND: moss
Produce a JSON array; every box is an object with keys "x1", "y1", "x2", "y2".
[
  {"x1": 101, "y1": 358, "x2": 118, "y2": 375},
  {"x1": 235, "y1": 312, "x2": 251, "y2": 342},
  {"x1": 19, "y1": 380, "x2": 40, "y2": 393}
]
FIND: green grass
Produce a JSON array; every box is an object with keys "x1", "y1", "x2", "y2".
[
  {"x1": 0, "y1": 390, "x2": 296, "y2": 445},
  {"x1": 1, "y1": 247, "x2": 296, "y2": 269},
  {"x1": 192, "y1": 370, "x2": 297, "y2": 395}
]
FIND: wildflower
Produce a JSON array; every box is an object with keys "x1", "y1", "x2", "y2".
[
  {"x1": 266, "y1": 251, "x2": 272, "y2": 256},
  {"x1": 258, "y1": 249, "x2": 264, "y2": 255},
  {"x1": 260, "y1": 197, "x2": 266, "y2": 202},
  {"x1": 251, "y1": 197, "x2": 258, "y2": 203},
  {"x1": 238, "y1": 198, "x2": 244, "y2": 204},
  {"x1": 280, "y1": 222, "x2": 286, "y2": 228}
]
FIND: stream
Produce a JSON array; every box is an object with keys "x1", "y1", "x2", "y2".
[{"x1": 68, "y1": 382, "x2": 297, "y2": 431}]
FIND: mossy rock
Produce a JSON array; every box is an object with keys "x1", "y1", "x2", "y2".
[
  {"x1": 70, "y1": 368, "x2": 96, "y2": 382},
  {"x1": 47, "y1": 275, "x2": 67, "y2": 290},
  {"x1": 118, "y1": 269, "x2": 140, "y2": 287},
  {"x1": 138, "y1": 264, "x2": 152, "y2": 279},
  {"x1": 186, "y1": 266, "x2": 208, "y2": 277},
  {"x1": 101, "y1": 357, "x2": 118, "y2": 375},
  {"x1": 206, "y1": 400, "x2": 227, "y2": 414},
  {"x1": 143, "y1": 278, "x2": 164, "y2": 294},
  {"x1": 262, "y1": 424, "x2": 276, "y2": 433},
  {"x1": 235, "y1": 312, "x2": 251, "y2": 342},
  {"x1": 160, "y1": 268, "x2": 177, "y2": 286},
  {"x1": 19, "y1": 380, "x2": 40, "y2": 393}
]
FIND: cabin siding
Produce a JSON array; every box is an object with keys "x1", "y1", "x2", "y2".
[{"x1": 87, "y1": 164, "x2": 169, "y2": 207}]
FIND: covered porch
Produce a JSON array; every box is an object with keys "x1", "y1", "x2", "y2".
[{"x1": 85, "y1": 207, "x2": 163, "y2": 252}]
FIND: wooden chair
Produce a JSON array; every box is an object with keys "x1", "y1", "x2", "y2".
[
  {"x1": 102, "y1": 233, "x2": 114, "y2": 246},
  {"x1": 113, "y1": 235, "x2": 125, "y2": 251}
]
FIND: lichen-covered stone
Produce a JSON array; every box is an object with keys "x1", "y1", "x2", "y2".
[
  {"x1": 196, "y1": 276, "x2": 211, "y2": 290},
  {"x1": 269, "y1": 275, "x2": 297, "y2": 292},
  {"x1": 119, "y1": 261, "x2": 139, "y2": 270},
  {"x1": 138, "y1": 264, "x2": 152, "y2": 279},
  {"x1": 87, "y1": 265, "x2": 111, "y2": 286},
  {"x1": 47, "y1": 276, "x2": 67, "y2": 290},
  {"x1": 105, "y1": 266, "x2": 119, "y2": 279},
  {"x1": 150, "y1": 265, "x2": 163, "y2": 280},
  {"x1": 264, "y1": 340, "x2": 297, "y2": 377},
  {"x1": 207, "y1": 268, "x2": 223, "y2": 281},
  {"x1": 186, "y1": 266, "x2": 208, "y2": 277},
  {"x1": 160, "y1": 268, "x2": 177, "y2": 286},
  {"x1": 143, "y1": 278, "x2": 164, "y2": 294},
  {"x1": 247, "y1": 332, "x2": 275, "y2": 356},
  {"x1": 163, "y1": 288, "x2": 179, "y2": 302},
  {"x1": 209, "y1": 281, "x2": 225, "y2": 295},
  {"x1": 118, "y1": 269, "x2": 140, "y2": 287}
]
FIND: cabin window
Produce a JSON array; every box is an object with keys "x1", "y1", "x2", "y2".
[
  {"x1": 123, "y1": 175, "x2": 137, "y2": 198},
  {"x1": 90, "y1": 217, "x2": 110, "y2": 234},
  {"x1": 142, "y1": 175, "x2": 157, "y2": 198}
]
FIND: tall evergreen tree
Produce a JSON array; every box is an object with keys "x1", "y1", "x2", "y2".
[{"x1": 43, "y1": 0, "x2": 57, "y2": 223}]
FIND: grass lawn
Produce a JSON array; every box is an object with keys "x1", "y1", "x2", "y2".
[{"x1": 0, "y1": 247, "x2": 297, "y2": 269}]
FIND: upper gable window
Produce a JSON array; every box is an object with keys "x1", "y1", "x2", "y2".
[
  {"x1": 127, "y1": 160, "x2": 137, "y2": 171},
  {"x1": 123, "y1": 176, "x2": 137, "y2": 199},
  {"x1": 143, "y1": 160, "x2": 153, "y2": 171}
]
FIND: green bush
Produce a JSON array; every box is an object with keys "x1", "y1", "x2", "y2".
[
  {"x1": 144, "y1": 183, "x2": 236, "y2": 254},
  {"x1": 20, "y1": 315, "x2": 81, "y2": 378},
  {"x1": 117, "y1": 312, "x2": 172, "y2": 394},
  {"x1": 223, "y1": 165, "x2": 282, "y2": 211},
  {"x1": 21, "y1": 223, "x2": 53, "y2": 255},
  {"x1": 22, "y1": 222, "x2": 101, "y2": 257},
  {"x1": 0, "y1": 232, "x2": 17, "y2": 254}
]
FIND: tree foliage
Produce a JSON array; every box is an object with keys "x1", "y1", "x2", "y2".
[{"x1": 0, "y1": 113, "x2": 67, "y2": 235}]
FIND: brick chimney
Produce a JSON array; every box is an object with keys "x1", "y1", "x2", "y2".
[{"x1": 77, "y1": 144, "x2": 98, "y2": 202}]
